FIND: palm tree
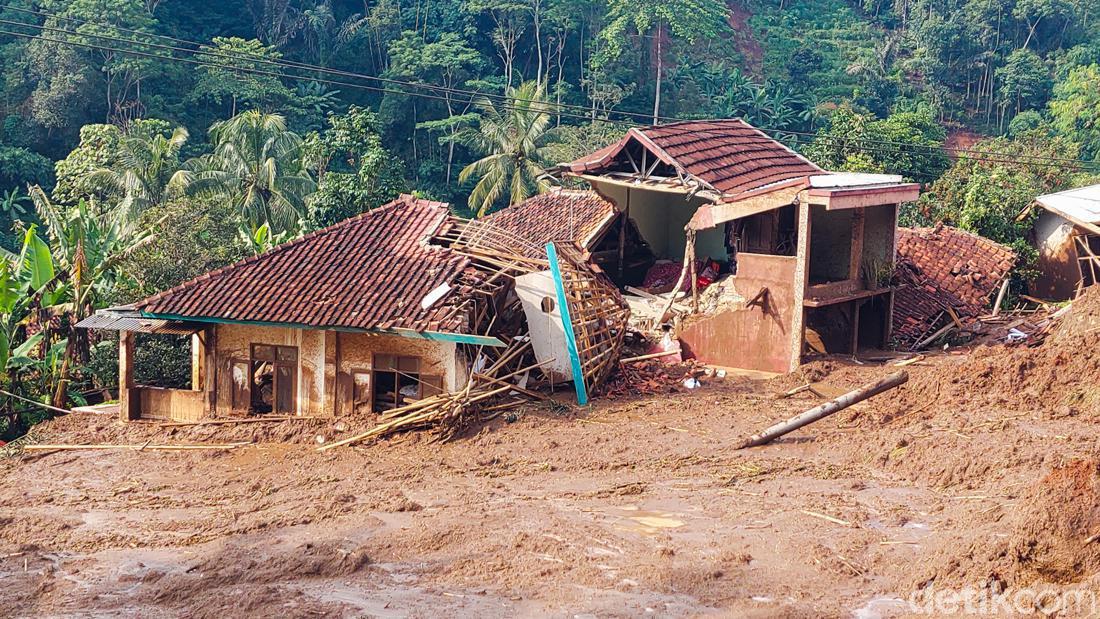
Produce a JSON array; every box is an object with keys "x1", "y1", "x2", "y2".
[
  {"x1": 86, "y1": 125, "x2": 189, "y2": 221},
  {"x1": 457, "y1": 81, "x2": 553, "y2": 217},
  {"x1": 178, "y1": 110, "x2": 315, "y2": 232}
]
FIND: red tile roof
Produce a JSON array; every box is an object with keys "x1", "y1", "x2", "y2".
[
  {"x1": 568, "y1": 119, "x2": 824, "y2": 197},
  {"x1": 892, "y1": 225, "x2": 1017, "y2": 348},
  {"x1": 136, "y1": 195, "x2": 477, "y2": 333},
  {"x1": 485, "y1": 189, "x2": 617, "y2": 250}
]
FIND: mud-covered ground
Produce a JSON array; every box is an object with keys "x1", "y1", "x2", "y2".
[{"x1": 5, "y1": 294, "x2": 1100, "y2": 618}]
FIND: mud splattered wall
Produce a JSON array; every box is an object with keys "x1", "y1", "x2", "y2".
[
  {"x1": 210, "y1": 324, "x2": 460, "y2": 417},
  {"x1": 861, "y1": 204, "x2": 897, "y2": 278},
  {"x1": 679, "y1": 253, "x2": 798, "y2": 374}
]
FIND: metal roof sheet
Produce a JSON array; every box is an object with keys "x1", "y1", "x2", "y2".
[{"x1": 1035, "y1": 184, "x2": 1100, "y2": 226}]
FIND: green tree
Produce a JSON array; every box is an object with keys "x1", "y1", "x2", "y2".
[
  {"x1": 52, "y1": 119, "x2": 178, "y2": 211},
  {"x1": 595, "y1": 0, "x2": 729, "y2": 123},
  {"x1": 1049, "y1": 64, "x2": 1100, "y2": 159},
  {"x1": 178, "y1": 110, "x2": 315, "y2": 233},
  {"x1": 122, "y1": 196, "x2": 249, "y2": 299},
  {"x1": 191, "y1": 37, "x2": 292, "y2": 117},
  {"x1": 84, "y1": 125, "x2": 189, "y2": 221},
  {"x1": 385, "y1": 30, "x2": 483, "y2": 184},
  {"x1": 804, "y1": 105, "x2": 950, "y2": 183},
  {"x1": 457, "y1": 81, "x2": 553, "y2": 216},
  {"x1": 26, "y1": 0, "x2": 157, "y2": 124},
  {"x1": 996, "y1": 48, "x2": 1051, "y2": 124},
  {"x1": 912, "y1": 128, "x2": 1092, "y2": 274},
  {"x1": 303, "y1": 106, "x2": 405, "y2": 228}
]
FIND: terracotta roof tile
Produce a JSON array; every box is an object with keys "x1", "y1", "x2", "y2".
[
  {"x1": 892, "y1": 225, "x2": 1017, "y2": 348},
  {"x1": 135, "y1": 195, "x2": 476, "y2": 333},
  {"x1": 568, "y1": 119, "x2": 823, "y2": 197},
  {"x1": 484, "y1": 189, "x2": 617, "y2": 250}
]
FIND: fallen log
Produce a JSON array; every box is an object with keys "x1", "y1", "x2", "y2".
[
  {"x1": 22, "y1": 442, "x2": 249, "y2": 451},
  {"x1": 736, "y1": 371, "x2": 909, "y2": 449}
]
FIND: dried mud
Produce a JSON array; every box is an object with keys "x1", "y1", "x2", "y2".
[{"x1": 4, "y1": 292, "x2": 1100, "y2": 616}]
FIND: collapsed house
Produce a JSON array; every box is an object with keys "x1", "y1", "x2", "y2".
[
  {"x1": 508, "y1": 120, "x2": 920, "y2": 373},
  {"x1": 1026, "y1": 184, "x2": 1100, "y2": 301},
  {"x1": 78, "y1": 195, "x2": 628, "y2": 423},
  {"x1": 892, "y1": 225, "x2": 1017, "y2": 350}
]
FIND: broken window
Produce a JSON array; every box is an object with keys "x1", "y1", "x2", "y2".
[
  {"x1": 250, "y1": 344, "x2": 297, "y2": 415},
  {"x1": 370, "y1": 354, "x2": 443, "y2": 413}
]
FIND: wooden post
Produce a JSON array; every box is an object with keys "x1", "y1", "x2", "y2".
[
  {"x1": 689, "y1": 232, "x2": 699, "y2": 313},
  {"x1": 191, "y1": 332, "x2": 205, "y2": 391},
  {"x1": 737, "y1": 370, "x2": 909, "y2": 449},
  {"x1": 992, "y1": 278, "x2": 1010, "y2": 317},
  {"x1": 118, "y1": 331, "x2": 138, "y2": 421},
  {"x1": 617, "y1": 190, "x2": 630, "y2": 280},
  {"x1": 203, "y1": 326, "x2": 217, "y2": 417}
]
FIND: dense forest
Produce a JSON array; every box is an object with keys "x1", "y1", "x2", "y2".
[{"x1": 1, "y1": 0, "x2": 1100, "y2": 436}]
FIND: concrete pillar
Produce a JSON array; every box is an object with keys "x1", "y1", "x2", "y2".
[
  {"x1": 789, "y1": 199, "x2": 812, "y2": 373},
  {"x1": 118, "y1": 331, "x2": 139, "y2": 421}
]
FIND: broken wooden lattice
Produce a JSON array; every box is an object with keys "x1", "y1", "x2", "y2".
[{"x1": 318, "y1": 217, "x2": 630, "y2": 450}]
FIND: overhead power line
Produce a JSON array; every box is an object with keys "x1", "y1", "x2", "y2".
[
  {"x1": 0, "y1": 11, "x2": 1097, "y2": 174},
  {"x1": 5, "y1": 4, "x2": 1094, "y2": 170}
]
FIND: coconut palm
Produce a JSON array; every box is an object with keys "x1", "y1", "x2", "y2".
[
  {"x1": 178, "y1": 110, "x2": 315, "y2": 232},
  {"x1": 457, "y1": 81, "x2": 553, "y2": 217},
  {"x1": 86, "y1": 125, "x2": 189, "y2": 221}
]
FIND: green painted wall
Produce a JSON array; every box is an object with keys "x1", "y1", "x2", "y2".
[{"x1": 591, "y1": 182, "x2": 728, "y2": 261}]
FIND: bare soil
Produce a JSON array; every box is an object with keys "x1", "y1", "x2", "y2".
[{"x1": 5, "y1": 294, "x2": 1100, "y2": 617}]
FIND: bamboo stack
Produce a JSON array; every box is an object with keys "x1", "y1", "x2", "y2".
[{"x1": 318, "y1": 339, "x2": 541, "y2": 450}]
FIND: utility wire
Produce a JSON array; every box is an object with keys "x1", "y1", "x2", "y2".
[
  {"x1": 0, "y1": 17, "x2": 1097, "y2": 174},
  {"x1": 6, "y1": 4, "x2": 1099, "y2": 170}
]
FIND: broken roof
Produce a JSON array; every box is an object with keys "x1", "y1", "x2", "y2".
[
  {"x1": 134, "y1": 195, "x2": 478, "y2": 334},
  {"x1": 484, "y1": 189, "x2": 617, "y2": 250},
  {"x1": 567, "y1": 119, "x2": 824, "y2": 198},
  {"x1": 1035, "y1": 184, "x2": 1100, "y2": 234},
  {"x1": 892, "y1": 225, "x2": 1017, "y2": 348}
]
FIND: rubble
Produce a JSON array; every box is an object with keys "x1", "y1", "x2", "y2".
[{"x1": 893, "y1": 225, "x2": 1017, "y2": 350}]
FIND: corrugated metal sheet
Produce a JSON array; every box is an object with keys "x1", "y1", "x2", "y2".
[
  {"x1": 485, "y1": 189, "x2": 616, "y2": 250},
  {"x1": 76, "y1": 310, "x2": 203, "y2": 334},
  {"x1": 569, "y1": 119, "x2": 823, "y2": 198},
  {"x1": 134, "y1": 195, "x2": 477, "y2": 333},
  {"x1": 1036, "y1": 184, "x2": 1100, "y2": 228}
]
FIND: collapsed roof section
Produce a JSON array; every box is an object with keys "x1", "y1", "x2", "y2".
[
  {"x1": 893, "y1": 225, "x2": 1017, "y2": 349},
  {"x1": 131, "y1": 195, "x2": 481, "y2": 336},
  {"x1": 484, "y1": 189, "x2": 617, "y2": 251}
]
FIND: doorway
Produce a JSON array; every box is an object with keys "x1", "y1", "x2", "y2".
[{"x1": 250, "y1": 344, "x2": 298, "y2": 414}]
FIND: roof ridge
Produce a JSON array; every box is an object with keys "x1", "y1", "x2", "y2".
[{"x1": 135, "y1": 194, "x2": 448, "y2": 310}]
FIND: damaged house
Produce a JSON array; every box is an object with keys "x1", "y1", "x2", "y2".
[
  {"x1": 1026, "y1": 184, "x2": 1100, "y2": 300},
  {"x1": 892, "y1": 225, "x2": 1017, "y2": 350},
  {"x1": 498, "y1": 120, "x2": 920, "y2": 373},
  {"x1": 80, "y1": 195, "x2": 628, "y2": 423}
]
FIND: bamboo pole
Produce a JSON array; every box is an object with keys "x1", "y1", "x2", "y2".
[
  {"x1": 736, "y1": 371, "x2": 909, "y2": 449},
  {"x1": 23, "y1": 442, "x2": 249, "y2": 451}
]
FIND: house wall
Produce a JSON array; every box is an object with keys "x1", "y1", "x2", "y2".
[
  {"x1": 862, "y1": 204, "x2": 897, "y2": 271},
  {"x1": 808, "y1": 206, "x2": 854, "y2": 283},
  {"x1": 594, "y1": 183, "x2": 727, "y2": 260},
  {"x1": 678, "y1": 253, "x2": 799, "y2": 374},
  {"x1": 1033, "y1": 210, "x2": 1081, "y2": 301},
  {"x1": 135, "y1": 323, "x2": 463, "y2": 420}
]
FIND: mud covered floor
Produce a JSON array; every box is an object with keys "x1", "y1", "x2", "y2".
[{"x1": 5, "y1": 294, "x2": 1100, "y2": 617}]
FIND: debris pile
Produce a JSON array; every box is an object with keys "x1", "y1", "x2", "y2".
[
  {"x1": 897, "y1": 286, "x2": 1100, "y2": 416},
  {"x1": 315, "y1": 217, "x2": 631, "y2": 448},
  {"x1": 893, "y1": 225, "x2": 1017, "y2": 350}
]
